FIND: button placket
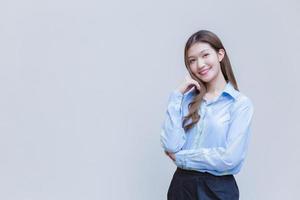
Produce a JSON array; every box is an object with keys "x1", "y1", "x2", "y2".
[{"x1": 191, "y1": 103, "x2": 207, "y2": 149}]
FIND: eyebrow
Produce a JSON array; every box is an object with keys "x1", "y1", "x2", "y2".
[{"x1": 188, "y1": 49, "x2": 210, "y2": 59}]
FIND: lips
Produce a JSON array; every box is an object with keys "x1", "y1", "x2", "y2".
[{"x1": 198, "y1": 67, "x2": 211, "y2": 75}]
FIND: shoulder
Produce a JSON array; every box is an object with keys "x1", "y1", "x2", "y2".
[{"x1": 232, "y1": 91, "x2": 254, "y2": 113}]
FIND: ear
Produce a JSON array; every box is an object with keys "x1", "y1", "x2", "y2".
[{"x1": 218, "y1": 49, "x2": 225, "y2": 62}]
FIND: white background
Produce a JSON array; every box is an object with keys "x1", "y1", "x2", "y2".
[{"x1": 0, "y1": 0, "x2": 299, "y2": 199}]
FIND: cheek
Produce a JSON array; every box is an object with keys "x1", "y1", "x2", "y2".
[
  {"x1": 207, "y1": 66, "x2": 221, "y2": 80},
  {"x1": 189, "y1": 65, "x2": 198, "y2": 73},
  {"x1": 207, "y1": 57, "x2": 221, "y2": 72},
  {"x1": 206, "y1": 56, "x2": 219, "y2": 65}
]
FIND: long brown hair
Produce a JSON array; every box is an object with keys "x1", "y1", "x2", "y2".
[{"x1": 182, "y1": 30, "x2": 239, "y2": 132}]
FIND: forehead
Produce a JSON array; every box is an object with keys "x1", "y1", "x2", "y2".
[{"x1": 187, "y1": 42, "x2": 214, "y2": 57}]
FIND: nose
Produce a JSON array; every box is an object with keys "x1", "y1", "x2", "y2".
[{"x1": 197, "y1": 58, "x2": 205, "y2": 69}]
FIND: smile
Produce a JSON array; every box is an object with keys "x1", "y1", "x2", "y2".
[{"x1": 199, "y1": 67, "x2": 211, "y2": 75}]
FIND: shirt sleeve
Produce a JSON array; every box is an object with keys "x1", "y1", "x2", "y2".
[
  {"x1": 160, "y1": 90, "x2": 187, "y2": 153},
  {"x1": 174, "y1": 97, "x2": 254, "y2": 173}
]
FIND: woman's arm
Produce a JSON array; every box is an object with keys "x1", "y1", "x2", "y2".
[
  {"x1": 174, "y1": 97, "x2": 254, "y2": 173},
  {"x1": 160, "y1": 75, "x2": 201, "y2": 154},
  {"x1": 160, "y1": 90, "x2": 187, "y2": 153}
]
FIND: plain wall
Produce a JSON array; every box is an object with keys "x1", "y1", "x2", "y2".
[{"x1": 0, "y1": 0, "x2": 299, "y2": 199}]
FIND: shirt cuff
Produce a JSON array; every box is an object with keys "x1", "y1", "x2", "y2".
[
  {"x1": 174, "y1": 151, "x2": 186, "y2": 168},
  {"x1": 168, "y1": 90, "x2": 184, "y2": 104}
]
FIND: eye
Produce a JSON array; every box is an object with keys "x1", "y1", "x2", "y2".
[
  {"x1": 203, "y1": 53, "x2": 209, "y2": 57},
  {"x1": 189, "y1": 59, "x2": 195, "y2": 64}
]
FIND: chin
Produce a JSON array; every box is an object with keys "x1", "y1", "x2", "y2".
[{"x1": 198, "y1": 74, "x2": 215, "y2": 83}]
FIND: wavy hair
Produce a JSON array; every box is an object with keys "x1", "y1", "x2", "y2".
[{"x1": 182, "y1": 30, "x2": 239, "y2": 132}]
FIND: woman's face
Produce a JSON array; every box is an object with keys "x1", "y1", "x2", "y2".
[{"x1": 187, "y1": 42, "x2": 225, "y2": 83}]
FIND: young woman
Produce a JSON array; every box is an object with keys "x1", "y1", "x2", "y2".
[{"x1": 160, "y1": 30, "x2": 254, "y2": 200}]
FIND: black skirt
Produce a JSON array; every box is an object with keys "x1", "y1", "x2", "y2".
[{"x1": 167, "y1": 168, "x2": 239, "y2": 200}]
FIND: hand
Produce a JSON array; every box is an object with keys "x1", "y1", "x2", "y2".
[
  {"x1": 177, "y1": 74, "x2": 201, "y2": 94},
  {"x1": 164, "y1": 151, "x2": 176, "y2": 161}
]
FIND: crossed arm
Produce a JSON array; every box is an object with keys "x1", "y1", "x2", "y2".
[{"x1": 160, "y1": 91, "x2": 254, "y2": 172}]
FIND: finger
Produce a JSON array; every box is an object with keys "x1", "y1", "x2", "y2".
[
  {"x1": 193, "y1": 81, "x2": 201, "y2": 91},
  {"x1": 190, "y1": 80, "x2": 200, "y2": 91},
  {"x1": 196, "y1": 83, "x2": 201, "y2": 91}
]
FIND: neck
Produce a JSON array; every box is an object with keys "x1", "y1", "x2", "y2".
[{"x1": 206, "y1": 72, "x2": 227, "y2": 94}]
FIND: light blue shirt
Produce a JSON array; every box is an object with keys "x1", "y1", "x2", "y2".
[{"x1": 160, "y1": 82, "x2": 254, "y2": 176}]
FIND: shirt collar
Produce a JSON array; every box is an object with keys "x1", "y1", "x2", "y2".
[
  {"x1": 222, "y1": 81, "x2": 239, "y2": 100},
  {"x1": 185, "y1": 81, "x2": 239, "y2": 100}
]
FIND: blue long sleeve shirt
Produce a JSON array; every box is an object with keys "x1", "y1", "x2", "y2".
[{"x1": 160, "y1": 82, "x2": 254, "y2": 176}]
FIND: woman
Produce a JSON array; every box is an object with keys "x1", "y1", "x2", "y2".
[{"x1": 160, "y1": 30, "x2": 254, "y2": 200}]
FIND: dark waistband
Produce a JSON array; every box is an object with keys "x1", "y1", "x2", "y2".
[{"x1": 175, "y1": 167, "x2": 233, "y2": 178}]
